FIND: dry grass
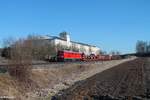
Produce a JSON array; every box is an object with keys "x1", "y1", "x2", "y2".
[
  {"x1": 0, "y1": 74, "x2": 24, "y2": 99},
  {"x1": 0, "y1": 64, "x2": 89, "y2": 99},
  {"x1": 31, "y1": 64, "x2": 91, "y2": 88}
]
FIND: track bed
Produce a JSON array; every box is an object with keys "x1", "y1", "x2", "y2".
[{"x1": 54, "y1": 58, "x2": 150, "y2": 100}]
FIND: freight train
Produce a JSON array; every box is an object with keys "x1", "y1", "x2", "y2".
[{"x1": 45, "y1": 50, "x2": 121, "y2": 62}]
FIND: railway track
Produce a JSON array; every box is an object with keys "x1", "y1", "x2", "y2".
[
  {"x1": 54, "y1": 57, "x2": 150, "y2": 100},
  {"x1": 0, "y1": 60, "x2": 107, "y2": 69}
]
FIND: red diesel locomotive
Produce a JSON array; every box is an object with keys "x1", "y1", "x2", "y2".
[{"x1": 57, "y1": 50, "x2": 83, "y2": 61}]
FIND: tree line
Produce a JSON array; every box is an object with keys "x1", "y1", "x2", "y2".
[
  {"x1": 1, "y1": 34, "x2": 81, "y2": 60},
  {"x1": 136, "y1": 40, "x2": 150, "y2": 54}
]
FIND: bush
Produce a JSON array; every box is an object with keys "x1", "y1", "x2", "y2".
[{"x1": 1, "y1": 47, "x2": 11, "y2": 58}]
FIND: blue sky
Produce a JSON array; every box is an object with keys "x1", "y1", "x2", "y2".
[{"x1": 0, "y1": 0, "x2": 150, "y2": 54}]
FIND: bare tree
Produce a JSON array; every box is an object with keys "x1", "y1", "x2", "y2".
[
  {"x1": 109, "y1": 50, "x2": 121, "y2": 55},
  {"x1": 1, "y1": 37, "x2": 16, "y2": 58},
  {"x1": 7, "y1": 38, "x2": 32, "y2": 82},
  {"x1": 25, "y1": 34, "x2": 56, "y2": 60},
  {"x1": 136, "y1": 40, "x2": 148, "y2": 53},
  {"x1": 100, "y1": 50, "x2": 107, "y2": 55}
]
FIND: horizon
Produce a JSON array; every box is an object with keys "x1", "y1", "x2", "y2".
[{"x1": 0, "y1": 0, "x2": 150, "y2": 54}]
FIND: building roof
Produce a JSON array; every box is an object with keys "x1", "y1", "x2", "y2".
[
  {"x1": 39, "y1": 35, "x2": 98, "y2": 48},
  {"x1": 71, "y1": 41, "x2": 96, "y2": 47}
]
